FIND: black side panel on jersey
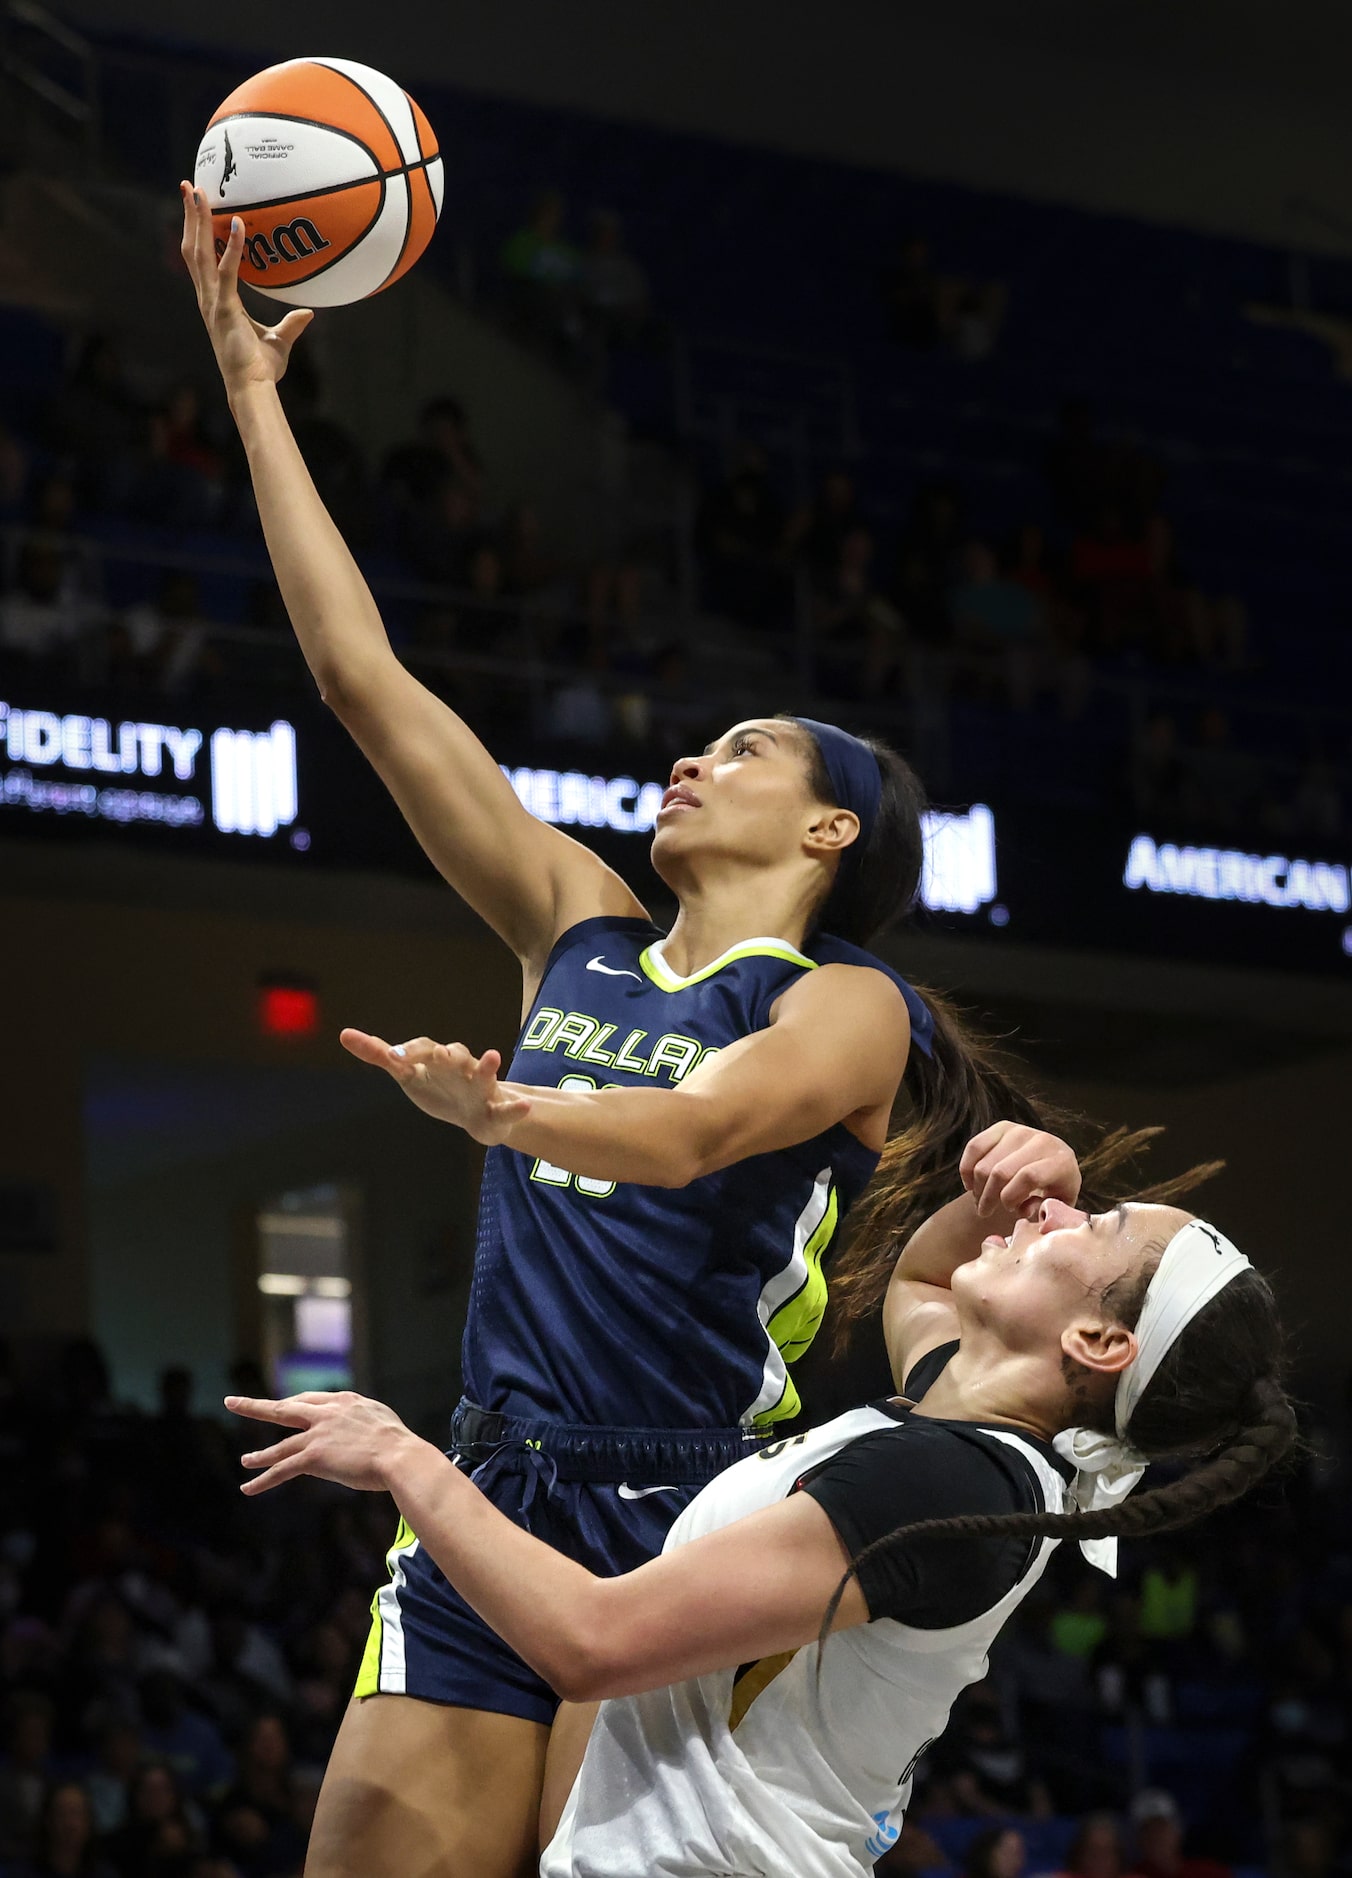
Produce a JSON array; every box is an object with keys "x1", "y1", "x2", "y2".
[{"x1": 799, "y1": 1416, "x2": 1053, "y2": 1628}]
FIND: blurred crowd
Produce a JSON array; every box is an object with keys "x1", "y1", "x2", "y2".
[
  {"x1": 0, "y1": 195, "x2": 1344, "y2": 843},
  {"x1": 0, "y1": 1342, "x2": 385, "y2": 1878},
  {"x1": 0, "y1": 1332, "x2": 1346, "y2": 1878}
]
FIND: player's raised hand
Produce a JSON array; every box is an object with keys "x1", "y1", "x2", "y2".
[
  {"x1": 959, "y1": 1121, "x2": 1082, "y2": 1220},
  {"x1": 227, "y1": 1390, "x2": 417, "y2": 1495},
  {"x1": 339, "y1": 1029, "x2": 532, "y2": 1145},
  {"x1": 178, "y1": 181, "x2": 313, "y2": 396}
]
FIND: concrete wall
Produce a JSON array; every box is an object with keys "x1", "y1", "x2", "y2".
[{"x1": 2, "y1": 840, "x2": 515, "y2": 1427}]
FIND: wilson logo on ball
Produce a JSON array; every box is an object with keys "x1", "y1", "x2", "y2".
[{"x1": 249, "y1": 219, "x2": 331, "y2": 269}]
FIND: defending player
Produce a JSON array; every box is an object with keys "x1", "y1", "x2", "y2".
[
  {"x1": 228, "y1": 1120, "x2": 1293, "y2": 1878},
  {"x1": 182, "y1": 186, "x2": 1068, "y2": 1877}
]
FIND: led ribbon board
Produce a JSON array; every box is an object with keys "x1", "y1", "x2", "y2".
[{"x1": 0, "y1": 700, "x2": 298, "y2": 839}]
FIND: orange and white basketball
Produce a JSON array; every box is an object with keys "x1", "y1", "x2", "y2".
[{"x1": 192, "y1": 57, "x2": 443, "y2": 307}]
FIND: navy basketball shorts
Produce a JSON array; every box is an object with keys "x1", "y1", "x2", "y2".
[{"x1": 354, "y1": 1400, "x2": 763, "y2": 1726}]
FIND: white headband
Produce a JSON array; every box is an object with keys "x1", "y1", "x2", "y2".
[{"x1": 1053, "y1": 1217, "x2": 1252, "y2": 1577}]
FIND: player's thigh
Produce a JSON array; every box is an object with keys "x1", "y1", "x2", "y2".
[
  {"x1": 539, "y1": 1698, "x2": 600, "y2": 1852},
  {"x1": 307, "y1": 1692, "x2": 550, "y2": 1878}
]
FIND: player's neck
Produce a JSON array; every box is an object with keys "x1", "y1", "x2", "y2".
[
  {"x1": 663, "y1": 877, "x2": 816, "y2": 978},
  {"x1": 910, "y1": 1340, "x2": 1061, "y2": 1443}
]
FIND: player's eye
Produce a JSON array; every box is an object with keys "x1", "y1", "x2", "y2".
[{"x1": 732, "y1": 735, "x2": 758, "y2": 756}]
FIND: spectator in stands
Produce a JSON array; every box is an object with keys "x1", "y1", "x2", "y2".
[
  {"x1": 403, "y1": 479, "x2": 481, "y2": 588},
  {"x1": 24, "y1": 1780, "x2": 116, "y2": 1878},
  {"x1": 1181, "y1": 707, "x2": 1258, "y2": 831},
  {"x1": 965, "y1": 1826, "x2": 1028, "y2": 1878},
  {"x1": 288, "y1": 1623, "x2": 353, "y2": 1768},
  {"x1": 1053, "y1": 1814, "x2": 1144, "y2": 1878},
  {"x1": 892, "y1": 546, "x2": 955, "y2": 656},
  {"x1": 103, "y1": 1762, "x2": 201, "y2": 1876},
  {"x1": 881, "y1": 236, "x2": 946, "y2": 348},
  {"x1": 0, "y1": 541, "x2": 96, "y2": 670},
  {"x1": 929, "y1": 1685, "x2": 1054, "y2": 1820},
  {"x1": 1050, "y1": 1580, "x2": 1108, "y2": 1662},
  {"x1": 0, "y1": 1694, "x2": 55, "y2": 1859},
  {"x1": 447, "y1": 539, "x2": 513, "y2": 654},
  {"x1": 949, "y1": 538, "x2": 1056, "y2": 709},
  {"x1": 694, "y1": 443, "x2": 791, "y2": 631},
  {"x1": 543, "y1": 641, "x2": 613, "y2": 746},
  {"x1": 809, "y1": 523, "x2": 906, "y2": 698},
  {"x1": 1129, "y1": 713, "x2": 1187, "y2": 822},
  {"x1": 1286, "y1": 752, "x2": 1344, "y2": 841},
  {"x1": 47, "y1": 335, "x2": 143, "y2": 510},
  {"x1": 138, "y1": 385, "x2": 226, "y2": 527},
  {"x1": 212, "y1": 1713, "x2": 306, "y2": 1878},
  {"x1": 1068, "y1": 506, "x2": 1155, "y2": 652},
  {"x1": 500, "y1": 189, "x2": 584, "y2": 362},
  {"x1": 880, "y1": 236, "x2": 1006, "y2": 356},
  {"x1": 1137, "y1": 1549, "x2": 1199, "y2": 1646},
  {"x1": 1044, "y1": 403, "x2": 1163, "y2": 537},
  {"x1": 786, "y1": 469, "x2": 864, "y2": 593},
  {"x1": 1091, "y1": 1596, "x2": 1172, "y2": 1725},
  {"x1": 1282, "y1": 1820, "x2": 1336, "y2": 1878},
  {"x1": 1129, "y1": 1790, "x2": 1232, "y2": 1878},
  {"x1": 85, "y1": 1719, "x2": 141, "y2": 1838},
  {"x1": 900, "y1": 480, "x2": 966, "y2": 586},
  {"x1": 950, "y1": 280, "x2": 1009, "y2": 362},
  {"x1": 278, "y1": 354, "x2": 369, "y2": 547},
  {"x1": 381, "y1": 396, "x2": 485, "y2": 512},
  {"x1": 579, "y1": 210, "x2": 654, "y2": 348},
  {"x1": 138, "y1": 1672, "x2": 232, "y2": 1802},
  {"x1": 115, "y1": 572, "x2": 217, "y2": 697},
  {"x1": 498, "y1": 505, "x2": 564, "y2": 603}
]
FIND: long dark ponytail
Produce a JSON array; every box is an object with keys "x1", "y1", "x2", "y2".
[
  {"x1": 822, "y1": 1266, "x2": 1297, "y2": 1639},
  {"x1": 790, "y1": 720, "x2": 1208, "y2": 1350}
]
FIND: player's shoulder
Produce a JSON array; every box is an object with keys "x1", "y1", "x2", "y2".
[
  {"x1": 797, "y1": 932, "x2": 933, "y2": 1055},
  {"x1": 539, "y1": 914, "x2": 663, "y2": 982}
]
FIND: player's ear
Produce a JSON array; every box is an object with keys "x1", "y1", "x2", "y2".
[{"x1": 804, "y1": 808, "x2": 861, "y2": 859}]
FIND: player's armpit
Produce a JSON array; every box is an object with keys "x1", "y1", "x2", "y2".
[
  {"x1": 569, "y1": 1495, "x2": 870, "y2": 1702},
  {"x1": 669, "y1": 964, "x2": 911, "y2": 1175}
]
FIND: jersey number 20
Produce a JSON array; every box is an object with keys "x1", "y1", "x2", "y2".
[{"x1": 529, "y1": 1075, "x2": 617, "y2": 1198}]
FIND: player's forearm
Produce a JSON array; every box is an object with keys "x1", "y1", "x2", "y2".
[
  {"x1": 381, "y1": 1433, "x2": 614, "y2": 1701},
  {"x1": 501, "y1": 1082, "x2": 715, "y2": 1187},
  {"x1": 891, "y1": 1192, "x2": 1009, "y2": 1289},
  {"x1": 230, "y1": 381, "x2": 396, "y2": 705}
]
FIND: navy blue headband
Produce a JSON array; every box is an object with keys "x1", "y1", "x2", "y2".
[{"x1": 795, "y1": 718, "x2": 883, "y2": 848}]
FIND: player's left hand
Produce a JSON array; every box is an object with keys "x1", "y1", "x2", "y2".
[
  {"x1": 227, "y1": 1390, "x2": 417, "y2": 1495},
  {"x1": 339, "y1": 1030, "x2": 531, "y2": 1144},
  {"x1": 959, "y1": 1121, "x2": 1082, "y2": 1219}
]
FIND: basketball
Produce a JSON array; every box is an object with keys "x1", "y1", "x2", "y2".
[{"x1": 192, "y1": 56, "x2": 443, "y2": 307}]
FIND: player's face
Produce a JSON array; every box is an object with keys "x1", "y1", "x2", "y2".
[
  {"x1": 650, "y1": 719, "x2": 832, "y2": 879},
  {"x1": 952, "y1": 1197, "x2": 1194, "y2": 1355}
]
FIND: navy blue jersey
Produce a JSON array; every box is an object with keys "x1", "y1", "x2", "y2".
[{"x1": 461, "y1": 917, "x2": 933, "y2": 1431}]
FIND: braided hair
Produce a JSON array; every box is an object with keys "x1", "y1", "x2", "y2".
[{"x1": 821, "y1": 1259, "x2": 1296, "y2": 1639}]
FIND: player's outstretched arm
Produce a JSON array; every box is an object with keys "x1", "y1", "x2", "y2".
[
  {"x1": 338, "y1": 963, "x2": 911, "y2": 1184},
  {"x1": 883, "y1": 1123, "x2": 1082, "y2": 1386},
  {"x1": 228, "y1": 1389, "x2": 868, "y2": 1702},
  {"x1": 179, "y1": 184, "x2": 643, "y2": 975}
]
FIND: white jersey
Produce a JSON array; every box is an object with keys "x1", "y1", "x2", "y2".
[{"x1": 541, "y1": 1400, "x2": 1070, "y2": 1878}]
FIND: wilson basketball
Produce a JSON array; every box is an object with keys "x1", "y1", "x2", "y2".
[{"x1": 192, "y1": 56, "x2": 443, "y2": 307}]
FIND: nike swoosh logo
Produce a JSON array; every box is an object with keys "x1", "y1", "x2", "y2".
[
  {"x1": 616, "y1": 1482, "x2": 679, "y2": 1500},
  {"x1": 586, "y1": 956, "x2": 643, "y2": 982}
]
